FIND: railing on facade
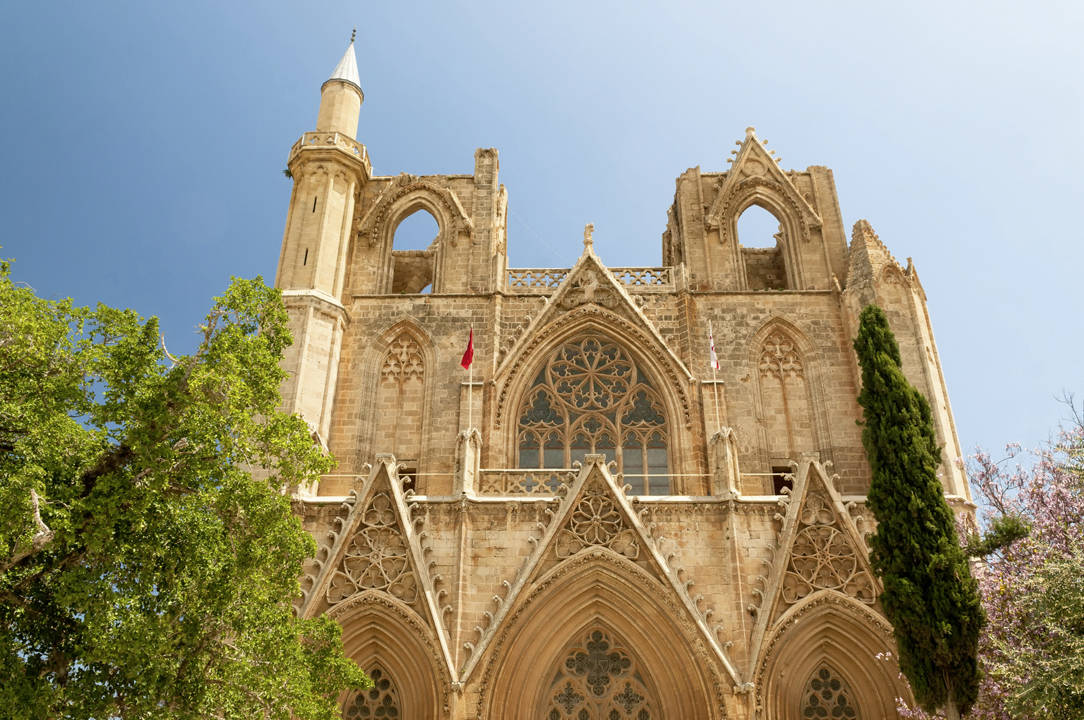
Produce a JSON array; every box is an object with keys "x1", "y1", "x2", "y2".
[
  {"x1": 506, "y1": 267, "x2": 674, "y2": 294},
  {"x1": 477, "y1": 469, "x2": 688, "y2": 496},
  {"x1": 288, "y1": 132, "x2": 371, "y2": 169},
  {"x1": 477, "y1": 468, "x2": 575, "y2": 495}
]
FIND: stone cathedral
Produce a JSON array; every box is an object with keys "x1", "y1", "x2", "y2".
[{"x1": 276, "y1": 39, "x2": 973, "y2": 720}]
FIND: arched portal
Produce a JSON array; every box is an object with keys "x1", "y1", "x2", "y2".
[
  {"x1": 755, "y1": 592, "x2": 909, "y2": 720},
  {"x1": 480, "y1": 550, "x2": 724, "y2": 719},
  {"x1": 331, "y1": 594, "x2": 450, "y2": 719}
]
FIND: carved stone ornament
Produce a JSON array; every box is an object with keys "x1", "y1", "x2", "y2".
[
  {"x1": 381, "y1": 333, "x2": 425, "y2": 383},
  {"x1": 557, "y1": 269, "x2": 621, "y2": 310},
  {"x1": 545, "y1": 629, "x2": 657, "y2": 719},
  {"x1": 758, "y1": 330, "x2": 804, "y2": 380},
  {"x1": 781, "y1": 490, "x2": 875, "y2": 607},
  {"x1": 357, "y1": 178, "x2": 472, "y2": 247},
  {"x1": 555, "y1": 478, "x2": 640, "y2": 560},
  {"x1": 327, "y1": 492, "x2": 419, "y2": 605}
]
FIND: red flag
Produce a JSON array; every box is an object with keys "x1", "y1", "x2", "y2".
[{"x1": 460, "y1": 328, "x2": 474, "y2": 369}]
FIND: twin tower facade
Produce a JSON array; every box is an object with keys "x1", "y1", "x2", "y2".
[{"x1": 277, "y1": 39, "x2": 971, "y2": 719}]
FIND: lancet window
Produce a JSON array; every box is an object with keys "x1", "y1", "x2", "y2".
[
  {"x1": 799, "y1": 665, "x2": 858, "y2": 719},
  {"x1": 375, "y1": 332, "x2": 426, "y2": 467},
  {"x1": 545, "y1": 629, "x2": 657, "y2": 720},
  {"x1": 343, "y1": 667, "x2": 401, "y2": 719},
  {"x1": 517, "y1": 337, "x2": 670, "y2": 494},
  {"x1": 757, "y1": 329, "x2": 815, "y2": 461}
]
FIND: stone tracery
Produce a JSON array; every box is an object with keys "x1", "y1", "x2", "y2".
[
  {"x1": 799, "y1": 665, "x2": 858, "y2": 719},
  {"x1": 555, "y1": 478, "x2": 640, "y2": 560},
  {"x1": 782, "y1": 493, "x2": 875, "y2": 606},
  {"x1": 376, "y1": 330, "x2": 427, "y2": 467},
  {"x1": 545, "y1": 629, "x2": 657, "y2": 720},
  {"x1": 517, "y1": 337, "x2": 669, "y2": 494},
  {"x1": 327, "y1": 492, "x2": 418, "y2": 605},
  {"x1": 343, "y1": 667, "x2": 402, "y2": 719}
]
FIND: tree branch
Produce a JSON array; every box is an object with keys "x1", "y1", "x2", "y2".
[{"x1": 1, "y1": 489, "x2": 55, "y2": 573}]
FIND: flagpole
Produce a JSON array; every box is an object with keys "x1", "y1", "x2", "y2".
[
  {"x1": 709, "y1": 320, "x2": 722, "y2": 434},
  {"x1": 468, "y1": 359, "x2": 473, "y2": 432}
]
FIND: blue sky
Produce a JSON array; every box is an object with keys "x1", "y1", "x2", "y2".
[{"x1": 2, "y1": 1, "x2": 1081, "y2": 460}]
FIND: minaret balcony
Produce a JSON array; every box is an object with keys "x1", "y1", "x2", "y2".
[{"x1": 288, "y1": 131, "x2": 371, "y2": 175}]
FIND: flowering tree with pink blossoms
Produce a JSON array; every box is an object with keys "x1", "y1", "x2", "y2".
[{"x1": 896, "y1": 403, "x2": 1084, "y2": 719}]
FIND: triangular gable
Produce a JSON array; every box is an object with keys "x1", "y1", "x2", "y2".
[
  {"x1": 299, "y1": 456, "x2": 456, "y2": 679},
  {"x1": 746, "y1": 460, "x2": 878, "y2": 676},
  {"x1": 706, "y1": 128, "x2": 821, "y2": 241},
  {"x1": 494, "y1": 241, "x2": 695, "y2": 428},
  {"x1": 458, "y1": 455, "x2": 741, "y2": 685}
]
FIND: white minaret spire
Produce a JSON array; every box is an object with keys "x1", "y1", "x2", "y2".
[
  {"x1": 327, "y1": 28, "x2": 360, "y2": 89},
  {"x1": 315, "y1": 28, "x2": 364, "y2": 136}
]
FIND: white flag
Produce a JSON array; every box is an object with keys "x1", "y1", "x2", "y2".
[{"x1": 708, "y1": 321, "x2": 719, "y2": 370}]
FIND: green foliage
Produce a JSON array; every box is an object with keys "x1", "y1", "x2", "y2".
[
  {"x1": 854, "y1": 304, "x2": 984, "y2": 716},
  {"x1": 0, "y1": 259, "x2": 368, "y2": 719},
  {"x1": 1000, "y1": 541, "x2": 1084, "y2": 718},
  {"x1": 965, "y1": 514, "x2": 1030, "y2": 559}
]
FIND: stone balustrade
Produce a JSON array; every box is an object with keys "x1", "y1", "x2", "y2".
[
  {"x1": 477, "y1": 468, "x2": 574, "y2": 495},
  {"x1": 506, "y1": 267, "x2": 673, "y2": 294},
  {"x1": 288, "y1": 131, "x2": 371, "y2": 171}
]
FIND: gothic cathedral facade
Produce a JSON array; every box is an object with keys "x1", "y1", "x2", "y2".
[{"x1": 277, "y1": 40, "x2": 973, "y2": 719}]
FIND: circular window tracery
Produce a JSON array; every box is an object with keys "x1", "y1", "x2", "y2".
[
  {"x1": 343, "y1": 667, "x2": 401, "y2": 719},
  {"x1": 517, "y1": 337, "x2": 670, "y2": 494},
  {"x1": 800, "y1": 665, "x2": 858, "y2": 719},
  {"x1": 545, "y1": 629, "x2": 657, "y2": 720}
]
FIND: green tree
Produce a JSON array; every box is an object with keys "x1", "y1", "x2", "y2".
[
  {"x1": 853, "y1": 304, "x2": 984, "y2": 720},
  {"x1": 0, "y1": 258, "x2": 367, "y2": 720}
]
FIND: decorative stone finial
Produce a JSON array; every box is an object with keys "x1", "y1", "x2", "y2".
[
  {"x1": 350, "y1": 27, "x2": 356, "y2": 44},
  {"x1": 745, "y1": 126, "x2": 756, "y2": 137},
  {"x1": 583, "y1": 223, "x2": 594, "y2": 250}
]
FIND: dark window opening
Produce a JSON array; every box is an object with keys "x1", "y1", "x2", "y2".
[
  {"x1": 398, "y1": 464, "x2": 417, "y2": 495},
  {"x1": 312, "y1": 196, "x2": 317, "y2": 213},
  {"x1": 302, "y1": 248, "x2": 308, "y2": 266},
  {"x1": 771, "y1": 465, "x2": 793, "y2": 495}
]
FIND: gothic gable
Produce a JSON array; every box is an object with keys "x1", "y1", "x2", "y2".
[
  {"x1": 297, "y1": 457, "x2": 455, "y2": 677},
  {"x1": 707, "y1": 128, "x2": 821, "y2": 245},
  {"x1": 459, "y1": 456, "x2": 740, "y2": 689},
  {"x1": 746, "y1": 460, "x2": 879, "y2": 675},
  {"x1": 493, "y1": 240, "x2": 695, "y2": 432}
]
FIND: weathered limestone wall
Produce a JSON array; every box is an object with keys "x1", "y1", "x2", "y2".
[{"x1": 276, "y1": 107, "x2": 964, "y2": 718}]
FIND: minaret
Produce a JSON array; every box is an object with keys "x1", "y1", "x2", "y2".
[
  {"x1": 276, "y1": 32, "x2": 370, "y2": 453},
  {"x1": 315, "y1": 28, "x2": 363, "y2": 136}
]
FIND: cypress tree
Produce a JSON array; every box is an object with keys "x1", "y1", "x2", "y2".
[{"x1": 853, "y1": 304, "x2": 984, "y2": 719}]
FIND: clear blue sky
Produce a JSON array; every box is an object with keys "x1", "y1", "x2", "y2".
[{"x1": 3, "y1": 1, "x2": 1081, "y2": 460}]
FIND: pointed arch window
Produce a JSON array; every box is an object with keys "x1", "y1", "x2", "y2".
[
  {"x1": 545, "y1": 629, "x2": 657, "y2": 720},
  {"x1": 800, "y1": 665, "x2": 858, "y2": 718},
  {"x1": 344, "y1": 667, "x2": 401, "y2": 719},
  {"x1": 757, "y1": 329, "x2": 816, "y2": 463},
  {"x1": 375, "y1": 331, "x2": 427, "y2": 478},
  {"x1": 517, "y1": 337, "x2": 670, "y2": 494}
]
